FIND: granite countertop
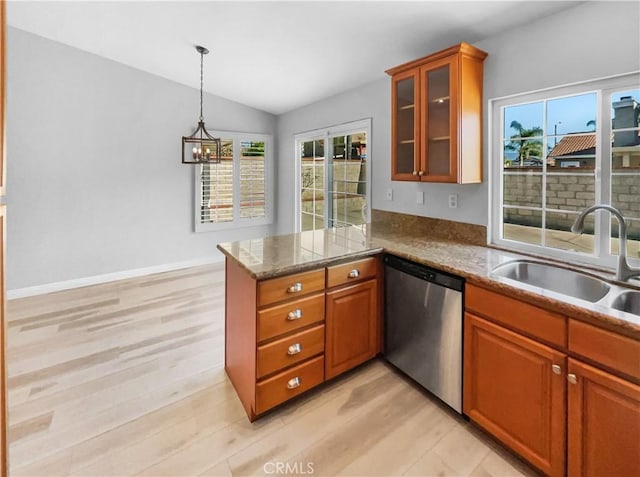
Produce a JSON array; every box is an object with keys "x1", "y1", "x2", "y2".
[{"x1": 217, "y1": 213, "x2": 640, "y2": 337}]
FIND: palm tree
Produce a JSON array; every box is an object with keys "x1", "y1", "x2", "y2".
[{"x1": 505, "y1": 120, "x2": 543, "y2": 166}]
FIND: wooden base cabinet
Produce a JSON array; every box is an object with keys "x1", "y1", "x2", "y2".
[
  {"x1": 464, "y1": 312, "x2": 566, "y2": 477},
  {"x1": 465, "y1": 283, "x2": 640, "y2": 476},
  {"x1": 225, "y1": 255, "x2": 380, "y2": 421},
  {"x1": 567, "y1": 358, "x2": 640, "y2": 477}
]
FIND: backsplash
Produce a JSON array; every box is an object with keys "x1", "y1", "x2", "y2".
[{"x1": 371, "y1": 209, "x2": 487, "y2": 246}]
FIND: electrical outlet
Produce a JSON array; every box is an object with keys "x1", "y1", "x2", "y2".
[
  {"x1": 416, "y1": 191, "x2": 424, "y2": 204},
  {"x1": 448, "y1": 194, "x2": 458, "y2": 209},
  {"x1": 386, "y1": 189, "x2": 393, "y2": 201}
]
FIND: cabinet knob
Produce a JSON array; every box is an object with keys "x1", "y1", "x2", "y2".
[
  {"x1": 552, "y1": 364, "x2": 562, "y2": 375},
  {"x1": 418, "y1": 170, "x2": 424, "y2": 176},
  {"x1": 287, "y1": 377, "x2": 301, "y2": 389},
  {"x1": 348, "y1": 269, "x2": 360, "y2": 279},
  {"x1": 287, "y1": 343, "x2": 302, "y2": 355},
  {"x1": 287, "y1": 309, "x2": 302, "y2": 320},
  {"x1": 567, "y1": 373, "x2": 578, "y2": 384},
  {"x1": 287, "y1": 282, "x2": 303, "y2": 293},
  {"x1": 412, "y1": 170, "x2": 418, "y2": 176}
]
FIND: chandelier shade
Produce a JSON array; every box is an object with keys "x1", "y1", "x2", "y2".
[{"x1": 182, "y1": 45, "x2": 221, "y2": 164}]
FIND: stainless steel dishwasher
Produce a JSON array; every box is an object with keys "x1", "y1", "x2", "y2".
[{"x1": 384, "y1": 254, "x2": 464, "y2": 413}]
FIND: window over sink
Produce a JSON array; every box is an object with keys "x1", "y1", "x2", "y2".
[{"x1": 490, "y1": 72, "x2": 640, "y2": 270}]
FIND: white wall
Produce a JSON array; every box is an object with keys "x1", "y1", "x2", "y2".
[
  {"x1": 6, "y1": 28, "x2": 277, "y2": 290},
  {"x1": 276, "y1": 1, "x2": 640, "y2": 235}
]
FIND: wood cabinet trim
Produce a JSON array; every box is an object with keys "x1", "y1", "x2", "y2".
[
  {"x1": 466, "y1": 283, "x2": 567, "y2": 349},
  {"x1": 224, "y1": 257, "x2": 258, "y2": 420},
  {"x1": 385, "y1": 41, "x2": 487, "y2": 76},
  {"x1": 568, "y1": 319, "x2": 640, "y2": 383}
]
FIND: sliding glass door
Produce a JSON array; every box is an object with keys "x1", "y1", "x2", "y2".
[{"x1": 296, "y1": 119, "x2": 371, "y2": 232}]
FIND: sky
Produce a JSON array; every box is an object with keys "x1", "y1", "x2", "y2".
[{"x1": 503, "y1": 89, "x2": 640, "y2": 139}]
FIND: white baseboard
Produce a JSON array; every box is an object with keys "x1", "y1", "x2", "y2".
[{"x1": 7, "y1": 256, "x2": 225, "y2": 300}]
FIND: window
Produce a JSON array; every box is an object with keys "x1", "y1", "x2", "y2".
[
  {"x1": 295, "y1": 119, "x2": 371, "y2": 232},
  {"x1": 490, "y1": 73, "x2": 640, "y2": 269},
  {"x1": 195, "y1": 131, "x2": 272, "y2": 231}
]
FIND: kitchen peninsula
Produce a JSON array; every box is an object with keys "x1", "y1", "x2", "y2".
[{"x1": 218, "y1": 210, "x2": 640, "y2": 477}]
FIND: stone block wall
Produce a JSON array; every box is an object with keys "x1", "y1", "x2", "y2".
[{"x1": 503, "y1": 170, "x2": 640, "y2": 239}]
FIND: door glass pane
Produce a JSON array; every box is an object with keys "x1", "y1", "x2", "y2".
[
  {"x1": 329, "y1": 132, "x2": 367, "y2": 228},
  {"x1": 610, "y1": 89, "x2": 640, "y2": 258},
  {"x1": 426, "y1": 65, "x2": 450, "y2": 176},
  {"x1": 395, "y1": 77, "x2": 415, "y2": 174},
  {"x1": 300, "y1": 139, "x2": 324, "y2": 231}
]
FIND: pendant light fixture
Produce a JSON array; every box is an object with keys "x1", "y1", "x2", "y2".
[{"x1": 182, "y1": 45, "x2": 221, "y2": 164}]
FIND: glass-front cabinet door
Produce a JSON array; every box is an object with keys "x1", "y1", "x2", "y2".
[
  {"x1": 387, "y1": 42, "x2": 486, "y2": 184},
  {"x1": 421, "y1": 56, "x2": 458, "y2": 182},
  {"x1": 391, "y1": 69, "x2": 420, "y2": 180}
]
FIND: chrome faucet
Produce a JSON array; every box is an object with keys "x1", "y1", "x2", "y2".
[{"x1": 571, "y1": 204, "x2": 640, "y2": 282}]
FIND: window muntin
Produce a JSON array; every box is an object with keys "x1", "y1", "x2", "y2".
[
  {"x1": 491, "y1": 73, "x2": 640, "y2": 268},
  {"x1": 295, "y1": 119, "x2": 371, "y2": 232},
  {"x1": 195, "y1": 132, "x2": 272, "y2": 231}
]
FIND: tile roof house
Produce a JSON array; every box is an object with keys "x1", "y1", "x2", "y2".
[
  {"x1": 548, "y1": 97, "x2": 640, "y2": 168},
  {"x1": 547, "y1": 134, "x2": 596, "y2": 167}
]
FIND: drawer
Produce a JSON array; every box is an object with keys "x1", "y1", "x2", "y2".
[
  {"x1": 257, "y1": 292, "x2": 324, "y2": 342},
  {"x1": 466, "y1": 284, "x2": 567, "y2": 349},
  {"x1": 257, "y1": 324, "x2": 325, "y2": 378},
  {"x1": 258, "y1": 269, "x2": 325, "y2": 307},
  {"x1": 327, "y1": 257, "x2": 377, "y2": 289},
  {"x1": 255, "y1": 355, "x2": 324, "y2": 415},
  {"x1": 569, "y1": 319, "x2": 640, "y2": 381}
]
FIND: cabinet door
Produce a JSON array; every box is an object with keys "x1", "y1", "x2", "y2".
[
  {"x1": 420, "y1": 54, "x2": 459, "y2": 182},
  {"x1": 391, "y1": 69, "x2": 420, "y2": 181},
  {"x1": 325, "y1": 279, "x2": 377, "y2": 379},
  {"x1": 464, "y1": 313, "x2": 566, "y2": 477},
  {"x1": 567, "y1": 358, "x2": 640, "y2": 477}
]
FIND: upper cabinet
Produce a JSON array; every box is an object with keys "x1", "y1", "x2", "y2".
[{"x1": 386, "y1": 42, "x2": 487, "y2": 184}]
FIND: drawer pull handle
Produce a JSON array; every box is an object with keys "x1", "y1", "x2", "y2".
[
  {"x1": 287, "y1": 283, "x2": 303, "y2": 293},
  {"x1": 567, "y1": 374, "x2": 578, "y2": 385},
  {"x1": 287, "y1": 377, "x2": 301, "y2": 389},
  {"x1": 412, "y1": 170, "x2": 418, "y2": 176},
  {"x1": 287, "y1": 309, "x2": 302, "y2": 320},
  {"x1": 418, "y1": 170, "x2": 424, "y2": 176},
  {"x1": 287, "y1": 343, "x2": 302, "y2": 355},
  {"x1": 348, "y1": 269, "x2": 360, "y2": 279},
  {"x1": 552, "y1": 364, "x2": 561, "y2": 375}
]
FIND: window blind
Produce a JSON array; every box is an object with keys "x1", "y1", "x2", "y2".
[
  {"x1": 200, "y1": 139, "x2": 233, "y2": 223},
  {"x1": 239, "y1": 141, "x2": 266, "y2": 219}
]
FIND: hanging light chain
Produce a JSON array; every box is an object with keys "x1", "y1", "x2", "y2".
[{"x1": 199, "y1": 48, "x2": 204, "y2": 122}]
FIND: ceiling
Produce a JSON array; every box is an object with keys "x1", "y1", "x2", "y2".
[{"x1": 7, "y1": 1, "x2": 582, "y2": 115}]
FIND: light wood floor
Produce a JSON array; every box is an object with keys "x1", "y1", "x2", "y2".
[{"x1": 6, "y1": 264, "x2": 538, "y2": 477}]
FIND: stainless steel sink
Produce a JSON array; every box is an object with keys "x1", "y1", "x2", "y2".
[
  {"x1": 610, "y1": 291, "x2": 640, "y2": 315},
  {"x1": 491, "y1": 260, "x2": 611, "y2": 303}
]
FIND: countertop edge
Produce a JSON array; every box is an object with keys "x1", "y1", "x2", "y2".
[{"x1": 218, "y1": 239, "x2": 640, "y2": 337}]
